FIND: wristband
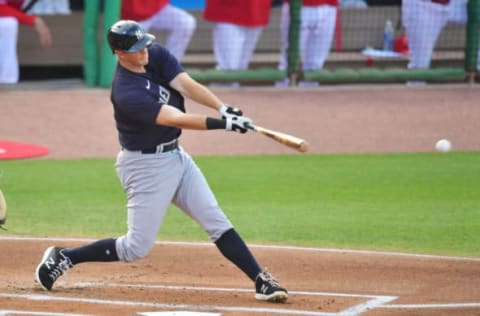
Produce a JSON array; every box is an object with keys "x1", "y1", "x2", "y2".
[{"x1": 206, "y1": 117, "x2": 227, "y2": 130}]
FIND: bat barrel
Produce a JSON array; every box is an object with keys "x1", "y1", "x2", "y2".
[{"x1": 248, "y1": 124, "x2": 309, "y2": 153}]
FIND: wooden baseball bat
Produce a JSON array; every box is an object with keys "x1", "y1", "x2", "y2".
[{"x1": 246, "y1": 124, "x2": 309, "y2": 153}]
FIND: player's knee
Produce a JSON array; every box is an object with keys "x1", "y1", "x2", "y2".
[
  {"x1": 116, "y1": 235, "x2": 155, "y2": 262},
  {"x1": 124, "y1": 243, "x2": 153, "y2": 262},
  {"x1": 208, "y1": 226, "x2": 234, "y2": 242}
]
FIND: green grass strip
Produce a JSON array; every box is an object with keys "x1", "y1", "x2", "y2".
[{"x1": 0, "y1": 152, "x2": 479, "y2": 257}]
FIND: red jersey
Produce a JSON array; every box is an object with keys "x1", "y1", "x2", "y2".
[
  {"x1": 121, "y1": 0, "x2": 169, "y2": 21},
  {"x1": 0, "y1": 0, "x2": 35, "y2": 25},
  {"x1": 204, "y1": 0, "x2": 272, "y2": 27}
]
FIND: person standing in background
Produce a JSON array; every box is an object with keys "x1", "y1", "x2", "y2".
[
  {"x1": 0, "y1": 0, "x2": 52, "y2": 84},
  {"x1": 401, "y1": 0, "x2": 451, "y2": 70},
  {"x1": 277, "y1": 0, "x2": 339, "y2": 87},
  {"x1": 203, "y1": 0, "x2": 272, "y2": 87},
  {"x1": 121, "y1": 0, "x2": 196, "y2": 61},
  {"x1": 26, "y1": 0, "x2": 71, "y2": 15},
  {"x1": 447, "y1": 0, "x2": 480, "y2": 72}
]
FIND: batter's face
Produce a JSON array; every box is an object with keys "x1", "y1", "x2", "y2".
[{"x1": 116, "y1": 47, "x2": 149, "y2": 73}]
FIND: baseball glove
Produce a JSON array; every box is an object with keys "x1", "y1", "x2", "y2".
[{"x1": 0, "y1": 189, "x2": 7, "y2": 228}]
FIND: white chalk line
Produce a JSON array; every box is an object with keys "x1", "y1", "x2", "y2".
[
  {"x1": 76, "y1": 282, "x2": 398, "y2": 316},
  {"x1": 337, "y1": 296, "x2": 398, "y2": 315},
  {"x1": 70, "y1": 283, "x2": 480, "y2": 312},
  {"x1": 381, "y1": 303, "x2": 480, "y2": 309},
  {"x1": 0, "y1": 310, "x2": 91, "y2": 316},
  {"x1": 2, "y1": 288, "x2": 479, "y2": 315},
  {"x1": 0, "y1": 293, "x2": 338, "y2": 316},
  {"x1": 75, "y1": 281, "x2": 390, "y2": 299},
  {"x1": 1, "y1": 235, "x2": 479, "y2": 262}
]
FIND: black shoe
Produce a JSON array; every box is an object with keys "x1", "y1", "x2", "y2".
[
  {"x1": 35, "y1": 246, "x2": 72, "y2": 291},
  {"x1": 255, "y1": 269, "x2": 288, "y2": 303}
]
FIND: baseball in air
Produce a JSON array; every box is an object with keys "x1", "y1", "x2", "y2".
[{"x1": 435, "y1": 139, "x2": 451, "y2": 153}]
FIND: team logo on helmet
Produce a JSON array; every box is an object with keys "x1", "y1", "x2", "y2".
[{"x1": 135, "y1": 29, "x2": 143, "y2": 41}]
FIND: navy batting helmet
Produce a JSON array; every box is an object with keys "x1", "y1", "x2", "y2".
[{"x1": 107, "y1": 20, "x2": 155, "y2": 53}]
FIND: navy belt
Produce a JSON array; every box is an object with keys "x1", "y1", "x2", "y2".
[
  {"x1": 123, "y1": 139, "x2": 179, "y2": 154},
  {"x1": 141, "y1": 139, "x2": 178, "y2": 154}
]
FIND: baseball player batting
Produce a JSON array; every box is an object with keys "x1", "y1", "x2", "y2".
[{"x1": 34, "y1": 20, "x2": 288, "y2": 303}]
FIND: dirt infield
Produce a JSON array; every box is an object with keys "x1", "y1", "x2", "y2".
[
  {"x1": 2, "y1": 82, "x2": 480, "y2": 158},
  {"x1": 1, "y1": 83, "x2": 480, "y2": 315}
]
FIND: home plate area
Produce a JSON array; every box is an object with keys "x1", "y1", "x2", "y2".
[{"x1": 0, "y1": 237, "x2": 479, "y2": 315}]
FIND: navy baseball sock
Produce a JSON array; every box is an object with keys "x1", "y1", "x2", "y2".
[
  {"x1": 215, "y1": 228, "x2": 262, "y2": 281},
  {"x1": 62, "y1": 238, "x2": 119, "y2": 265}
]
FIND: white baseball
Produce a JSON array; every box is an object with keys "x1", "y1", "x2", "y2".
[{"x1": 435, "y1": 139, "x2": 452, "y2": 153}]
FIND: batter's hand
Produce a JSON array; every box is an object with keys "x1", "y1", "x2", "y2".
[
  {"x1": 220, "y1": 104, "x2": 243, "y2": 118},
  {"x1": 226, "y1": 116, "x2": 252, "y2": 134}
]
